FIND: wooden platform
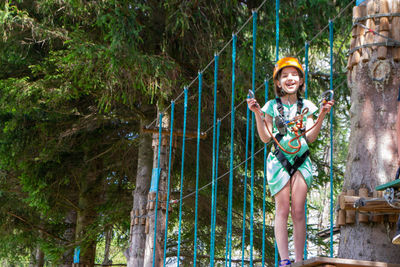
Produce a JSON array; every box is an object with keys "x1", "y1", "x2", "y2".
[{"x1": 290, "y1": 257, "x2": 400, "y2": 267}]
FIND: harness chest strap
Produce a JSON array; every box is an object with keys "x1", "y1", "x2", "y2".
[
  {"x1": 273, "y1": 98, "x2": 309, "y2": 177},
  {"x1": 275, "y1": 97, "x2": 303, "y2": 118}
]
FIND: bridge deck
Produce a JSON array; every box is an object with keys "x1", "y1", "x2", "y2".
[{"x1": 290, "y1": 257, "x2": 400, "y2": 267}]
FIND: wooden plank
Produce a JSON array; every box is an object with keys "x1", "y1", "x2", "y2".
[
  {"x1": 375, "y1": 180, "x2": 400, "y2": 191},
  {"x1": 290, "y1": 257, "x2": 400, "y2": 267},
  {"x1": 339, "y1": 195, "x2": 400, "y2": 213}
]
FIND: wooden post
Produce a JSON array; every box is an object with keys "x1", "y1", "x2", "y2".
[
  {"x1": 371, "y1": 191, "x2": 383, "y2": 223},
  {"x1": 392, "y1": 0, "x2": 400, "y2": 61},
  {"x1": 351, "y1": 6, "x2": 362, "y2": 67},
  {"x1": 389, "y1": 214, "x2": 398, "y2": 223},
  {"x1": 363, "y1": 0, "x2": 376, "y2": 62},
  {"x1": 338, "y1": 192, "x2": 346, "y2": 226},
  {"x1": 358, "y1": 188, "x2": 369, "y2": 223},
  {"x1": 345, "y1": 190, "x2": 356, "y2": 224},
  {"x1": 377, "y1": 0, "x2": 390, "y2": 59},
  {"x1": 143, "y1": 112, "x2": 174, "y2": 267}
]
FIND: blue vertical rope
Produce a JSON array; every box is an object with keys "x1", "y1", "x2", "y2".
[
  {"x1": 250, "y1": 110, "x2": 255, "y2": 266},
  {"x1": 241, "y1": 98, "x2": 250, "y2": 267},
  {"x1": 252, "y1": 11, "x2": 257, "y2": 92},
  {"x1": 304, "y1": 42, "x2": 309, "y2": 100},
  {"x1": 212, "y1": 120, "x2": 221, "y2": 266},
  {"x1": 262, "y1": 80, "x2": 269, "y2": 267},
  {"x1": 163, "y1": 101, "x2": 175, "y2": 267},
  {"x1": 249, "y1": 10, "x2": 257, "y2": 267},
  {"x1": 275, "y1": 0, "x2": 280, "y2": 61},
  {"x1": 275, "y1": 3, "x2": 281, "y2": 262},
  {"x1": 193, "y1": 72, "x2": 203, "y2": 267},
  {"x1": 329, "y1": 20, "x2": 334, "y2": 258},
  {"x1": 226, "y1": 33, "x2": 237, "y2": 267},
  {"x1": 210, "y1": 54, "x2": 219, "y2": 267},
  {"x1": 304, "y1": 41, "x2": 310, "y2": 260},
  {"x1": 152, "y1": 113, "x2": 163, "y2": 267},
  {"x1": 177, "y1": 88, "x2": 189, "y2": 267}
]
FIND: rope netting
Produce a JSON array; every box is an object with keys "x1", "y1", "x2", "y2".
[{"x1": 146, "y1": 0, "x2": 358, "y2": 266}]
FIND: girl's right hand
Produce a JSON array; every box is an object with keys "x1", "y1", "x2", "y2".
[{"x1": 247, "y1": 98, "x2": 261, "y2": 113}]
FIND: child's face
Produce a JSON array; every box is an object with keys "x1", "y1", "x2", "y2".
[{"x1": 277, "y1": 67, "x2": 303, "y2": 95}]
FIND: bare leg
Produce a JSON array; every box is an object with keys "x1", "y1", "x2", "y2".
[
  {"x1": 290, "y1": 171, "x2": 308, "y2": 262},
  {"x1": 274, "y1": 181, "x2": 291, "y2": 261}
]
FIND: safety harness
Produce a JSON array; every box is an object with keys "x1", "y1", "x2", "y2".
[{"x1": 273, "y1": 97, "x2": 310, "y2": 177}]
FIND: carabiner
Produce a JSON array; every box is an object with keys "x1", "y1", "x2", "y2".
[{"x1": 320, "y1": 90, "x2": 334, "y2": 104}]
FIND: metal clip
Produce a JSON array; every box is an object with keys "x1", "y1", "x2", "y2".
[
  {"x1": 383, "y1": 188, "x2": 395, "y2": 204},
  {"x1": 247, "y1": 89, "x2": 255, "y2": 99},
  {"x1": 320, "y1": 90, "x2": 334, "y2": 104}
]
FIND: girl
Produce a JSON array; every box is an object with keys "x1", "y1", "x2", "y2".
[{"x1": 247, "y1": 57, "x2": 334, "y2": 265}]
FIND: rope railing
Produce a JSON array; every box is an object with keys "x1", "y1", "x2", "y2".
[
  {"x1": 153, "y1": 1, "x2": 355, "y2": 265},
  {"x1": 145, "y1": 0, "x2": 269, "y2": 130},
  {"x1": 202, "y1": 2, "x2": 354, "y2": 137}
]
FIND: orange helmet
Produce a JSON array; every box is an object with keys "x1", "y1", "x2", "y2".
[{"x1": 273, "y1": 57, "x2": 305, "y2": 81}]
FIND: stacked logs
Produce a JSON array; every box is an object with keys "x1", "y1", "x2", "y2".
[
  {"x1": 129, "y1": 192, "x2": 172, "y2": 235},
  {"x1": 336, "y1": 187, "x2": 400, "y2": 227},
  {"x1": 347, "y1": 0, "x2": 400, "y2": 75}
]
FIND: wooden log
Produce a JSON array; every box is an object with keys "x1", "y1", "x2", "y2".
[
  {"x1": 151, "y1": 135, "x2": 170, "y2": 148},
  {"x1": 358, "y1": 5, "x2": 367, "y2": 61},
  {"x1": 149, "y1": 192, "x2": 156, "y2": 210},
  {"x1": 376, "y1": 0, "x2": 390, "y2": 60},
  {"x1": 377, "y1": 30, "x2": 389, "y2": 59},
  {"x1": 358, "y1": 188, "x2": 369, "y2": 223},
  {"x1": 362, "y1": 17, "x2": 375, "y2": 62},
  {"x1": 351, "y1": 6, "x2": 363, "y2": 66},
  {"x1": 380, "y1": 17, "x2": 390, "y2": 31},
  {"x1": 379, "y1": 0, "x2": 389, "y2": 14},
  {"x1": 340, "y1": 195, "x2": 400, "y2": 213},
  {"x1": 337, "y1": 192, "x2": 346, "y2": 226},
  {"x1": 351, "y1": 42, "x2": 361, "y2": 66},
  {"x1": 140, "y1": 209, "x2": 146, "y2": 224},
  {"x1": 392, "y1": 0, "x2": 400, "y2": 61},
  {"x1": 353, "y1": 6, "x2": 363, "y2": 36},
  {"x1": 389, "y1": 214, "x2": 398, "y2": 223},
  {"x1": 366, "y1": 0, "x2": 377, "y2": 51},
  {"x1": 134, "y1": 209, "x2": 140, "y2": 225},
  {"x1": 371, "y1": 191, "x2": 383, "y2": 223},
  {"x1": 347, "y1": 54, "x2": 353, "y2": 70},
  {"x1": 345, "y1": 190, "x2": 356, "y2": 224},
  {"x1": 145, "y1": 217, "x2": 149, "y2": 234}
]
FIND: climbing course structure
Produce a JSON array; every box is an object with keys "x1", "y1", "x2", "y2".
[{"x1": 135, "y1": 0, "x2": 400, "y2": 266}]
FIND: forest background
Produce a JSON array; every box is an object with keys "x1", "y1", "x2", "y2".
[{"x1": 0, "y1": 0, "x2": 353, "y2": 265}]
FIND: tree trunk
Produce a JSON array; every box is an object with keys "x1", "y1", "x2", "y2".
[
  {"x1": 339, "y1": 1, "x2": 400, "y2": 262},
  {"x1": 35, "y1": 247, "x2": 45, "y2": 267},
  {"x1": 126, "y1": 118, "x2": 153, "y2": 267},
  {"x1": 74, "y1": 160, "x2": 103, "y2": 266},
  {"x1": 102, "y1": 226, "x2": 113, "y2": 266},
  {"x1": 59, "y1": 210, "x2": 77, "y2": 267},
  {"x1": 29, "y1": 246, "x2": 44, "y2": 267},
  {"x1": 143, "y1": 113, "x2": 170, "y2": 267}
]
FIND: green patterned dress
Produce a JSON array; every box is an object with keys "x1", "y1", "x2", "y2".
[{"x1": 261, "y1": 98, "x2": 318, "y2": 196}]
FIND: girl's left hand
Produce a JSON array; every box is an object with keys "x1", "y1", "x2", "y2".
[{"x1": 321, "y1": 100, "x2": 335, "y2": 115}]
